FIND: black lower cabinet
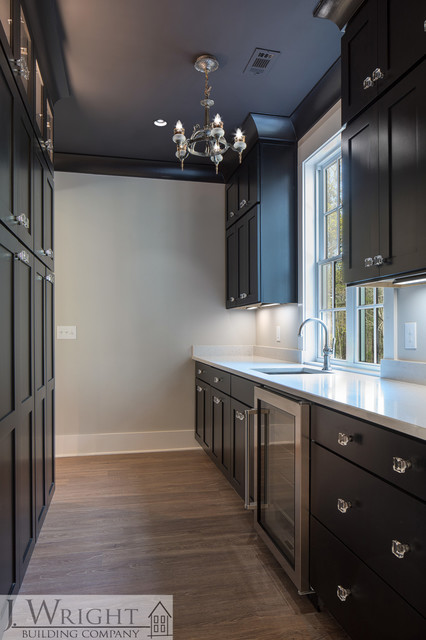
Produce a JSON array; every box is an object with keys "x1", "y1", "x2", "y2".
[
  {"x1": 310, "y1": 517, "x2": 426, "y2": 640},
  {"x1": 194, "y1": 363, "x2": 254, "y2": 501},
  {"x1": 0, "y1": 226, "x2": 54, "y2": 594}
]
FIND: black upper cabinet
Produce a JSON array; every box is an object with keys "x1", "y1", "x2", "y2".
[
  {"x1": 225, "y1": 147, "x2": 259, "y2": 226},
  {"x1": 343, "y1": 61, "x2": 426, "y2": 285},
  {"x1": 225, "y1": 175, "x2": 238, "y2": 225},
  {"x1": 226, "y1": 141, "x2": 297, "y2": 308},
  {"x1": 342, "y1": 0, "x2": 426, "y2": 124}
]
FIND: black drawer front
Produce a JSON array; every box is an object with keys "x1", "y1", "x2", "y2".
[
  {"x1": 231, "y1": 375, "x2": 254, "y2": 406},
  {"x1": 194, "y1": 361, "x2": 211, "y2": 383},
  {"x1": 312, "y1": 404, "x2": 426, "y2": 502},
  {"x1": 311, "y1": 443, "x2": 426, "y2": 617},
  {"x1": 310, "y1": 517, "x2": 426, "y2": 640},
  {"x1": 209, "y1": 368, "x2": 230, "y2": 395}
]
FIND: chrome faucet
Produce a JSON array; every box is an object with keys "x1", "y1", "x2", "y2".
[{"x1": 298, "y1": 317, "x2": 335, "y2": 371}]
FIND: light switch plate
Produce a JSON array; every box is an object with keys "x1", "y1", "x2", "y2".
[
  {"x1": 404, "y1": 322, "x2": 417, "y2": 349},
  {"x1": 57, "y1": 325, "x2": 77, "y2": 340}
]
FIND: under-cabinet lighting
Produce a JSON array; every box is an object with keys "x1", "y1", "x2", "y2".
[
  {"x1": 395, "y1": 276, "x2": 426, "y2": 287},
  {"x1": 261, "y1": 303, "x2": 280, "y2": 307},
  {"x1": 246, "y1": 306, "x2": 258, "y2": 310}
]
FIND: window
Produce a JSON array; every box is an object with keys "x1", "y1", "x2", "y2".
[{"x1": 307, "y1": 138, "x2": 384, "y2": 368}]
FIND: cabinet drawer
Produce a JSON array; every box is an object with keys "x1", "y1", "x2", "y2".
[
  {"x1": 311, "y1": 404, "x2": 426, "y2": 502},
  {"x1": 210, "y1": 368, "x2": 230, "y2": 395},
  {"x1": 194, "y1": 362, "x2": 212, "y2": 384},
  {"x1": 231, "y1": 375, "x2": 254, "y2": 406},
  {"x1": 311, "y1": 443, "x2": 426, "y2": 617},
  {"x1": 310, "y1": 517, "x2": 426, "y2": 640}
]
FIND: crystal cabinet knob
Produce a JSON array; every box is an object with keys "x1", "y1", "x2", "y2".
[
  {"x1": 44, "y1": 248, "x2": 54, "y2": 258},
  {"x1": 196, "y1": 385, "x2": 202, "y2": 393},
  {"x1": 363, "y1": 76, "x2": 373, "y2": 90},
  {"x1": 213, "y1": 376, "x2": 221, "y2": 383},
  {"x1": 239, "y1": 293, "x2": 247, "y2": 300},
  {"x1": 15, "y1": 56, "x2": 30, "y2": 80},
  {"x1": 392, "y1": 539, "x2": 410, "y2": 559},
  {"x1": 239, "y1": 199, "x2": 247, "y2": 208},
  {"x1": 235, "y1": 411, "x2": 245, "y2": 421},
  {"x1": 337, "y1": 498, "x2": 352, "y2": 514},
  {"x1": 15, "y1": 213, "x2": 29, "y2": 228},
  {"x1": 338, "y1": 432, "x2": 353, "y2": 447},
  {"x1": 372, "y1": 68, "x2": 384, "y2": 82},
  {"x1": 364, "y1": 257, "x2": 374, "y2": 267},
  {"x1": 228, "y1": 297, "x2": 235, "y2": 303},
  {"x1": 15, "y1": 250, "x2": 30, "y2": 264},
  {"x1": 46, "y1": 274, "x2": 55, "y2": 284},
  {"x1": 373, "y1": 254, "x2": 384, "y2": 266},
  {"x1": 337, "y1": 585, "x2": 351, "y2": 602},
  {"x1": 213, "y1": 396, "x2": 221, "y2": 405},
  {"x1": 43, "y1": 139, "x2": 54, "y2": 153},
  {"x1": 229, "y1": 211, "x2": 235, "y2": 218},
  {"x1": 392, "y1": 457, "x2": 412, "y2": 474},
  {"x1": 197, "y1": 368, "x2": 205, "y2": 375}
]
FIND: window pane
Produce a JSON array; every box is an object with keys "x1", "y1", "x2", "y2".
[
  {"x1": 339, "y1": 209, "x2": 343, "y2": 254},
  {"x1": 359, "y1": 308, "x2": 375, "y2": 363},
  {"x1": 334, "y1": 261, "x2": 346, "y2": 308},
  {"x1": 359, "y1": 287, "x2": 374, "y2": 306},
  {"x1": 377, "y1": 287, "x2": 384, "y2": 304},
  {"x1": 326, "y1": 211, "x2": 338, "y2": 258},
  {"x1": 335, "y1": 310, "x2": 346, "y2": 360},
  {"x1": 338, "y1": 157, "x2": 342, "y2": 206},
  {"x1": 326, "y1": 161, "x2": 338, "y2": 212},
  {"x1": 377, "y1": 307, "x2": 384, "y2": 363},
  {"x1": 320, "y1": 263, "x2": 332, "y2": 309}
]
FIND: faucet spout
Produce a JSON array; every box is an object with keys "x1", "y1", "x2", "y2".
[{"x1": 298, "y1": 317, "x2": 334, "y2": 371}]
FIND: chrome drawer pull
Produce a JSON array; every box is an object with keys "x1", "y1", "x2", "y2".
[
  {"x1": 363, "y1": 76, "x2": 373, "y2": 90},
  {"x1": 337, "y1": 585, "x2": 351, "y2": 602},
  {"x1": 338, "y1": 432, "x2": 353, "y2": 446},
  {"x1": 392, "y1": 457, "x2": 411, "y2": 474},
  {"x1": 372, "y1": 68, "x2": 384, "y2": 82},
  {"x1": 213, "y1": 396, "x2": 221, "y2": 405},
  {"x1": 196, "y1": 385, "x2": 202, "y2": 393},
  {"x1": 235, "y1": 411, "x2": 245, "y2": 421},
  {"x1": 392, "y1": 539, "x2": 410, "y2": 559},
  {"x1": 337, "y1": 498, "x2": 352, "y2": 514},
  {"x1": 213, "y1": 376, "x2": 222, "y2": 383}
]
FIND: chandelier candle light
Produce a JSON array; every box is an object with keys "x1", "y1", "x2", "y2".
[{"x1": 172, "y1": 55, "x2": 247, "y2": 173}]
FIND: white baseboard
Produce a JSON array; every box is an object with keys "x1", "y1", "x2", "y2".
[{"x1": 56, "y1": 429, "x2": 200, "y2": 457}]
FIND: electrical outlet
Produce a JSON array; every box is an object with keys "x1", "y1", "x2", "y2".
[
  {"x1": 57, "y1": 325, "x2": 77, "y2": 340},
  {"x1": 404, "y1": 322, "x2": 417, "y2": 349}
]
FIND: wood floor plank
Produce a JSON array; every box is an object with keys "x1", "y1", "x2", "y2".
[{"x1": 21, "y1": 450, "x2": 349, "y2": 639}]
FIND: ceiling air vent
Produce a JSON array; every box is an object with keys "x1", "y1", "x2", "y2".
[{"x1": 244, "y1": 48, "x2": 280, "y2": 76}]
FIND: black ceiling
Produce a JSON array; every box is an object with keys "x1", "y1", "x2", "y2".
[{"x1": 52, "y1": 0, "x2": 342, "y2": 171}]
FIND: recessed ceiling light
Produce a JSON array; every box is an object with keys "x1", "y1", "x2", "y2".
[{"x1": 154, "y1": 119, "x2": 167, "y2": 127}]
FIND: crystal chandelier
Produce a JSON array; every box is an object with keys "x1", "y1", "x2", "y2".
[{"x1": 172, "y1": 55, "x2": 247, "y2": 174}]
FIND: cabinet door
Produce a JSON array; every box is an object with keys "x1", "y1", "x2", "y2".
[
  {"x1": 230, "y1": 399, "x2": 247, "y2": 499},
  {"x1": 0, "y1": 58, "x2": 13, "y2": 233},
  {"x1": 15, "y1": 243, "x2": 35, "y2": 581},
  {"x1": 211, "y1": 392, "x2": 231, "y2": 479},
  {"x1": 238, "y1": 147, "x2": 259, "y2": 214},
  {"x1": 378, "y1": 62, "x2": 426, "y2": 277},
  {"x1": 34, "y1": 260, "x2": 46, "y2": 535},
  {"x1": 0, "y1": 226, "x2": 19, "y2": 595},
  {"x1": 33, "y1": 149, "x2": 44, "y2": 261},
  {"x1": 225, "y1": 225, "x2": 237, "y2": 308},
  {"x1": 342, "y1": 105, "x2": 380, "y2": 284},
  {"x1": 341, "y1": 0, "x2": 379, "y2": 124},
  {"x1": 45, "y1": 271, "x2": 55, "y2": 504},
  {"x1": 377, "y1": 0, "x2": 426, "y2": 93},
  {"x1": 195, "y1": 380, "x2": 211, "y2": 451},
  {"x1": 42, "y1": 171, "x2": 54, "y2": 270},
  {"x1": 226, "y1": 176, "x2": 238, "y2": 225},
  {"x1": 13, "y1": 105, "x2": 33, "y2": 250},
  {"x1": 236, "y1": 207, "x2": 259, "y2": 305}
]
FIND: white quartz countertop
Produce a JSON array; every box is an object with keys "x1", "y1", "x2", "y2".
[{"x1": 193, "y1": 354, "x2": 426, "y2": 441}]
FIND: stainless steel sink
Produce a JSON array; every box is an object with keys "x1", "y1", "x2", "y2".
[{"x1": 253, "y1": 367, "x2": 333, "y2": 375}]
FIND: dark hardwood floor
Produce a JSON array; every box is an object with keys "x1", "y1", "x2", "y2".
[{"x1": 21, "y1": 450, "x2": 348, "y2": 639}]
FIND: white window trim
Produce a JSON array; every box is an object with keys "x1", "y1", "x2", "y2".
[{"x1": 301, "y1": 131, "x2": 395, "y2": 375}]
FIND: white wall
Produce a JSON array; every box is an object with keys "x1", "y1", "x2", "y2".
[
  {"x1": 54, "y1": 172, "x2": 256, "y2": 455},
  {"x1": 396, "y1": 285, "x2": 426, "y2": 362}
]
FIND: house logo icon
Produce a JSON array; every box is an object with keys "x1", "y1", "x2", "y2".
[{"x1": 148, "y1": 601, "x2": 172, "y2": 638}]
